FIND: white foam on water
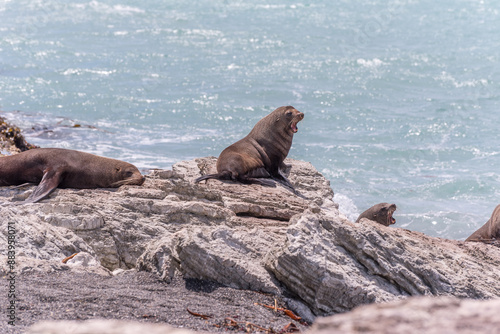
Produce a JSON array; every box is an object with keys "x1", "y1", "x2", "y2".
[
  {"x1": 356, "y1": 58, "x2": 385, "y2": 68},
  {"x1": 333, "y1": 193, "x2": 359, "y2": 222}
]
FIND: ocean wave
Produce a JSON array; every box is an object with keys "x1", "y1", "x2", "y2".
[{"x1": 74, "y1": 1, "x2": 145, "y2": 15}]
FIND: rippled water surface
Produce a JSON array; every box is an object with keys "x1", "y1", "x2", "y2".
[{"x1": 1, "y1": 0, "x2": 500, "y2": 239}]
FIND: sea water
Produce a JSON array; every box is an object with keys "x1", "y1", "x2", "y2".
[{"x1": 1, "y1": 0, "x2": 499, "y2": 240}]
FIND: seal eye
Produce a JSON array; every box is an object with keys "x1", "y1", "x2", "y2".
[
  {"x1": 115, "y1": 167, "x2": 121, "y2": 172},
  {"x1": 125, "y1": 171, "x2": 134, "y2": 177}
]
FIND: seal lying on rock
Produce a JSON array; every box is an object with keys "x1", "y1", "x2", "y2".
[
  {"x1": 356, "y1": 203, "x2": 397, "y2": 226},
  {"x1": 0, "y1": 148, "x2": 145, "y2": 203},
  {"x1": 465, "y1": 204, "x2": 500, "y2": 243},
  {"x1": 195, "y1": 106, "x2": 304, "y2": 192}
]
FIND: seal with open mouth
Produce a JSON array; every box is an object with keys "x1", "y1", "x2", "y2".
[
  {"x1": 0, "y1": 148, "x2": 145, "y2": 203},
  {"x1": 195, "y1": 106, "x2": 304, "y2": 192},
  {"x1": 465, "y1": 204, "x2": 500, "y2": 244},
  {"x1": 356, "y1": 203, "x2": 397, "y2": 226}
]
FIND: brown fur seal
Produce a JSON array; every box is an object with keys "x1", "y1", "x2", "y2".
[
  {"x1": 195, "y1": 106, "x2": 304, "y2": 191},
  {"x1": 0, "y1": 148, "x2": 145, "y2": 203},
  {"x1": 356, "y1": 203, "x2": 397, "y2": 226},
  {"x1": 465, "y1": 204, "x2": 500, "y2": 243}
]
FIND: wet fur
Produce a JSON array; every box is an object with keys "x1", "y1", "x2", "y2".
[
  {"x1": 195, "y1": 106, "x2": 304, "y2": 191},
  {"x1": 0, "y1": 148, "x2": 145, "y2": 203}
]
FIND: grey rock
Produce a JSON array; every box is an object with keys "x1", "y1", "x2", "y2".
[
  {"x1": 265, "y1": 210, "x2": 500, "y2": 315},
  {"x1": 307, "y1": 296, "x2": 500, "y2": 334},
  {"x1": 25, "y1": 297, "x2": 500, "y2": 334},
  {"x1": 0, "y1": 255, "x2": 110, "y2": 276},
  {"x1": 2, "y1": 155, "x2": 500, "y2": 325},
  {"x1": 27, "y1": 319, "x2": 203, "y2": 334}
]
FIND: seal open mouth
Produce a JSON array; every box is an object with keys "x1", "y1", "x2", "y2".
[
  {"x1": 387, "y1": 205, "x2": 397, "y2": 225},
  {"x1": 291, "y1": 122, "x2": 299, "y2": 133}
]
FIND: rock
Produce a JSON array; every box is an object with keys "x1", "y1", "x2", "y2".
[
  {"x1": 0, "y1": 116, "x2": 38, "y2": 154},
  {"x1": 65, "y1": 251, "x2": 101, "y2": 268},
  {"x1": 0, "y1": 157, "x2": 336, "y2": 297},
  {"x1": 0, "y1": 255, "x2": 110, "y2": 277},
  {"x1": 307, "y1": 296, "x2": 500, "y2": 334},
  {"x1": 2, "y1": 155, "x2": 500, "y2": 327},
  {"x1": 23, "y1": 297, "x2": 500, "y2": 334},
  {"x1": 27, "y1": 319, "x2": 203, "y2": 334},
  {"x1": 265, "y1": 210, "x2": 500, "y2": 315}
]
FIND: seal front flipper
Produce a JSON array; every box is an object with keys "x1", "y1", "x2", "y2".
[
  {"x1": 26, "y1": 168, "x2": 64, "y2": 203},
  {"x1": 273, "y1": 170, "x2": 297, "y2": 191},
  {"x1": 269, "y1": 173, "x2": 305, "y2": 198}
]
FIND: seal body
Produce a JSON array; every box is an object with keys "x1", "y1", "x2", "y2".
[
  {"x1": 0, "y1": 148, "x2": 145, "y2": 203},
  {"x1": 465, "y1": 204, "x2": 500, "y2": 243},
  {"x1": 195, "y1": 106, "x2": 304, "y2": 191},
  {"x1": 356, "y1": 203, "x2": 397, "y2": 226}
]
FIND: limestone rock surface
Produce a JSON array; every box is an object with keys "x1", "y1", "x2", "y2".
[
  {"x1": 308, "y1": 296, "x2": 500, "y2": 334},
  {"x1": 27, "y1": 319, "x2": 204, "y2": 334},
  {"x1": 24, "y1": 297, "x2": 500, "y2": 334},
  {"x1": 1, "y1": 155, "x2": 500, "y2": 326},
  {"x1": 265, "y1": 212, "x2": 500, "y2": 315}
]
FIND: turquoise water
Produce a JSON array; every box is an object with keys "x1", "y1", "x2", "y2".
[{"x1": 1, "y1": 1, "x2": 500, "y2": 239}]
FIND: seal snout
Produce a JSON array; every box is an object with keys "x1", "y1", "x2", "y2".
[
  {"x1": 112, "y1": 166, "x2": 146, "y2": 187},
  {"x1": 136, "y1": 174, "x2": 146, "y2": 186},
  {"x1": 131, "y1": 172, "x2": 146, "y2": 186}
]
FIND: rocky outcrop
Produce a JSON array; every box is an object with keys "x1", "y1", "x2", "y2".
[
  {"x1": 265, "y1": 211, "x2": 500, "y2": 315},
  {"x1": 308, "y1": 296, "x2": 500, "y2": 334},
  {"x1": 2, "y1": 155, "x2": 500, "y2": 326}
]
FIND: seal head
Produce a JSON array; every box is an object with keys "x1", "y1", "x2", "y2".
[
  {"x1": 465, "y1": 204, "x2": 500, "y2": 244},
  {"x1": 356, "y1": 203, "x2": 397, "y2": 226},
  {"x1": 195, "y1": 106, "x2": 304, "y2": 192}
]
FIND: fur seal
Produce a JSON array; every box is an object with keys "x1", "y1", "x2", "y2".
[
  {"x1": 195, "y1": 106, "x2": 304, "y2": 191},
  {"x1": 465, "y1": 204, "x2": 500, "y2": 243},
  {"x1": 0, "y1": 148, "x2": 145, "y2": 203},
  {"x1": 356, "y1": 203, "x2": 397, "y2": 226}
]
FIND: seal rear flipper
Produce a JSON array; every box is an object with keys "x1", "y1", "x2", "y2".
[
  {"x1": 194, "y1": 173, "x2": 220, "y2": 183},
  {"x1": 26, "y1": 168, "x2": 63, "y2": 203}
]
